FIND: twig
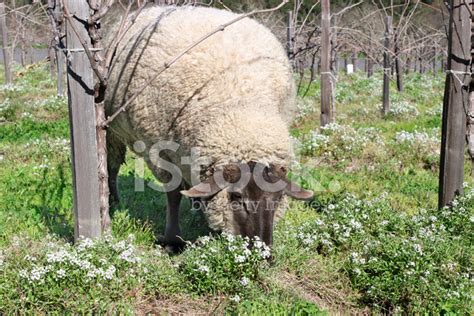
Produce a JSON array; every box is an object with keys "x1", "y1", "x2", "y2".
[
  {"x1": 61, "y1": 0, "x2": 106, "y2": 85},
  {"x1": 104, "y1": 0, "x2": 147, "y2": 77},
  {"x1": 333, "y1": 0, "x2": 363, "y2": 17},
  {"x1": 295, "y1": 1, "x2": 319, "y2": 36},
  {"x1": 46, "y1": 1, "x2": 63, "y2": 51},
  {"x1": 89, "y1": 0, "x2": 114, "y2": 22},
  {"x1": 103, "y1": 0, "x2": 290, "y2": 126}
]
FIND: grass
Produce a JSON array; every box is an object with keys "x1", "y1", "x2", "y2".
[{"x1": 0, "y1": 63, "x2": 472, "y2": 314}]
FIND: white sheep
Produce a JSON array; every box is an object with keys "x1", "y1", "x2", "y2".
[{"x1": 105, "y1": 5, "x2": 313, "y2": 247}]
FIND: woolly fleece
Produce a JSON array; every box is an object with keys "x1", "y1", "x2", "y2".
[{"x1": 105, "y1": 6, "x2": 296, "y2": 231}]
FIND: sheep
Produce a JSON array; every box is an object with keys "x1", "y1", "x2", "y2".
[{"x1": 105, "y1": 5, "x2": 313, "y2": 247}]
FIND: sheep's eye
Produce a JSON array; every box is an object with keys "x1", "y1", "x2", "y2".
[{"x1": 230, "y1": 192, "x2": 242, "y2": 200}]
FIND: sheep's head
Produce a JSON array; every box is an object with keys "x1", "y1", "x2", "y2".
[{"x1": 181, "y1": 162, "x2": 313, "y2": 246}]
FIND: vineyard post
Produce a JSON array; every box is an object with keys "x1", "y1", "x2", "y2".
[
  {"x1": 286, "y1": 10, "x2": 294, "y2": 64},
  {"x1": 394, "y1": 28, "x2": 403, "y2": 92},
  {"x1": 65, "y1": 0, "x2": 101, "y2": 240},
  {"x1": 0, "y1": 0, "x2": 12, "y2": 84},
  {"x1": 55, "y1": 1, "x2": 65, "y2": 96},
  {"x1": 320, "y1": 0, "x2": 334, "y2": 126},
  {"x1": 439, "y1": 0, "x2": 470, "y2": 208},
  {"x1": 468, "y1": 0, "x2": 474, "y2": 166},
  {"x1": 330, "y1": 14, "x2": 338, "y2": 74},
  {"x1": 352, "y1": 50, "x2": 357, "y2": 72},
  {"x1": 367, "y1": 32, "x2": 373, "y2": 77},
  {"x1": 382, "y1": 15, "x2": 392, "y2": 116}
]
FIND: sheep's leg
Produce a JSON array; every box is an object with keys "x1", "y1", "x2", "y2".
[
  {"x1": 163, "y1": 185, "x2": 183, "y2": 246},
  {"x1": 107, "y1": 132, "x2": 126, "y2": 205}
]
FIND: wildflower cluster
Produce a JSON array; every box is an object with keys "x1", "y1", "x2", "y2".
[
  {"x1": 425, "y1": 106, "x2": 443, "y2": 117},
  {"x1": 33, "y1": 95, "x2": 67, "y2": 110},
  {"x1": 394, "y1": 129, "x2": 439, "y2": 165},
  {"x1": 179, "y1": 233, "x2": 271, "y2": 295},
  {"x1": 0, "y1": 97, "x2": 15, "y2": 121},
  {"x1": 16, "y1": 235, "x2": 145, "y2": 285},
  {"x1": 0, "y1": 234, "x2": 180, "y2": 312},
  {"x1": 291, "y1": 188, "x2": 474, "y2": 313},
  {"x1": 404, "y1": 73, "x2": 444, "y2": 103},
  {"x1": 388, "y1": 101, "x2": 419, "y2": 118},
  {"x1": 22, "y1": 137, "x2": 70, "y2": 159},
  {"x1": 300, "y1": 123, "x2": 385, "y2": 163},
  {"x1": 295, "y1": 97, "x2": 317, "y2": 121}
]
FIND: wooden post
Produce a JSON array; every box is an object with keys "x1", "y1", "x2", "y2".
[
  {"x1": 405, "y1": 55, "x2": 411, "y2": 74},
  {"x1": 55, "y1": 0, "x2": 65, "y2": 96},
  {"x1": 468, "y1": 85, "x2": 474, "y2": 167},
  {"x1": 467, "y1": 0, "x2": 474, "y2": 173},
  {"x1": 0, "y1": 0, "x2": 11, "y2": 85},
  {"x1": 65, "y1": 0, "x2": 101, "y2": 240},
  {"x1": 320, "y1": 0, "x2": 334, "y2": 126},
  {"x1": 419, "y1": 48, "x2": 424, "y2": 73},
  {"x1": 364, "y1": 53, "x2": 368, "y2": 73},
  {"x1": 367, "y1": 32, "x2": 373, "y2": 78},
  {"x1": 382, "y1": 15, "x2": 392, "y2": 116},
  {"x1": 439, "y1": 0, "x2": 470, "y2": 208},
  {"x1": 394, "y1": 28, "x2": 403, "y2": 92},
  {"x1": 352, "y1": 50, "x2": 357, "y2": 72},
  {"x1": 48, "y1": 43, "x2": 56, "y2": 78},
  {"x1": 330, "y1": 14, "x2": 338, "y2": 74},
  {"x1": 286, "y1": 10, "x2": 294, "y2": 62}
]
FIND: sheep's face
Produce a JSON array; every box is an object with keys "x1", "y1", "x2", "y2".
[{"x1": 181, "y1": 162, "x2": 313, "y2": 246}]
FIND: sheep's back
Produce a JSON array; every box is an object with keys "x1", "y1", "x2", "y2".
[{"x1": 105, "y1": 6, "x2": 295, "y2": 164}]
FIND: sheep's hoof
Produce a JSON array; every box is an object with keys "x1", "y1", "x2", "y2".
[{"x1": 158, "y1": 235, "x2": 186, "y2": 253}]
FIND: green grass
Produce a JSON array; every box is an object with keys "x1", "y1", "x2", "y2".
[{"x1": 0, "y1": 63, "x2": 472, "y2": 314}]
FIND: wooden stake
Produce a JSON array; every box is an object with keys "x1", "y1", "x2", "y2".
[
  {"x1": 439, "y1": 0, "x2": 470, "y2": 208},
  {"x1": 394, "y1": 28, "x2": 403, "y2": 92},
  {"x1": 367, "y1": 32, "x2": 373, "y2": 78},
  {"x1": 352, "y1": 50, "x2": 357, "y2": 72},
  {"x1": 0, "y1": 0, "x2": 12, "y2": 84},
  {"x1": 382, "y1": 15, "x2": 392, "y2": 116},
  {"x1": 286, "y1": 10, "x2": 294, "y2": 62},
  {"x1": 330, "y1": 14, "x2": 338, "y2": 74},
  {"x1": 65, "y1": 0, "x2": 101, "y2": 240},
  {"x1": 55, "y1": 0, "x2": 65, "y2": 96},
  {"x1": 320, "y1": 0, "x2": 334, "y2": 126}
]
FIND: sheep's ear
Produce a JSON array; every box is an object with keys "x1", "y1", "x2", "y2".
[
  {"x1": 284, "y1": 181, "x2": 314, "y2": 201},
  {"x1": 180, "y1": 176, "x2": 225, "y2": 198}
]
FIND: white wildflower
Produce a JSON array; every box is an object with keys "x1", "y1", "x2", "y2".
[
  {"x1": 199, "y1": 236, "x2": 211, "y2": 244},
  {"x1": 56, "y1": 268, "x2": 66, "y2": 279},
  {"x1": 77, "y1": 238, "x2": 94, "y2": 251},
  {"x1": 197, "y1": 265, "x2": 210, "y2": 274},
  {"x1": 413, "y1": 243, "x2": 423, "y2": 255},
  {"x1": 260, "y1": 249, "x2": 271, "y2": 259},
  {"x1": 224, "y1": 233, "x2": 235, "y2": 243},
  {"x1": 119, "y1": 247, "x2": 141, "y2": 263},
  {"x1": 46, "y1": 249, "x2": 70, "y2": 263},
  {"x1": 113, "y1": 240, "x2": 127, "y2": 251},
  {"x1": 24, "y1": 255, "x2": 37, "y2": 262},
  {"x1": 103, "y1": 265, "x2": 116, "y2": 280},
  {"x1": 240, "y1": 277, "x2": 250, "y2": 287}
]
